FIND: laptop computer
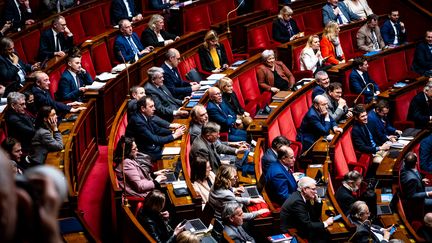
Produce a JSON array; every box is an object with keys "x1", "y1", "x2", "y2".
[
  {"x1": 184, "y1": 219, "x2": 208, "y2": 234},
  {"x1": 241, "y1": 185, "x2": 260, "y2": 198},
  {"x1": 376, "y1": 204, "x2": 392, "y2": 215}
]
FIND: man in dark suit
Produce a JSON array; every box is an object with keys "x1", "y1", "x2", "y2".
[
  {"x1": 2, "y1": 0, "x2": 35, "y2": 31},
  {"x1": 420, "y1": 134, "x2": 432, "y2": 173},
  {"x1": 351, "y1": 104, "x2": 390, "y2": 164},
  {"x1": 110, "y1": 0, "x2": 143, "y2": 26},
  {"x1": 412, "y1": 30, "x2": 432, "y2": 77},
  {"x1": 189, "y1": 104, "x2": 208, "y2": 143},
  {"x1": 322, "y1": 82, "x2": 352, "y2": 123},
  {"x1": 262, "y1": 136, "x2": 291, "y2": 176},
  {"x1": 312, "y1": 71, "x2": 330, "y2": 99},
  {"x1": 349, "y1": 57, "x2": 380, "y2": 103},
  {"x1": 125, "y1": 96, "x2": 185, "y2": 160},
  {"x1": 265, "y1": 147, "x2": 298, "y2": 206},
  {"x1": 297, "y1": 95, "x2": 342, "y2": 153},
  {"x1": 114, "y1": 19, "x2": 153, "y2": 63},
  {"x1": 161, "y1": 48, "x2": 200, "y2": 99},
  {"x1": 222, "y1": 202, "x2": 256, "y2": 243},
  {"x1": 56, "y1": 51, "x2": 93, "y2": 101},
  {"x1": 356, "y1": 14, "x2": 385, "y2": 52},
  {"x1": 150, "y1": 0, "x2": 177, "y2": 10},
  {"x1": 322, "y1": 0, "x2": 361, "y2": 26},
  {"x1": 367, "y1": 99, "x2": 402, "y2": 145},
  {"x1": 280, "y1": 176, "x2": 334, "y2": 242},
  {"x1": 335, "y1": 170, "x2": 362, "y2": 215},
  {"x1": 400, "y1": 152, "x2": 432, "y2": 211},
  {"x1": 38, "y1": 15, "x2": 74, "y2": 61},
  {"x1": 207, "y1": 87, "x2": 247, "y2": 142},
  {"x1": 144, "y1": 66, "x2": 188, "y2": 121},
  {"x1": 408, "y1": 81, "x2": 432, "y2": 129},
  {"x1": 380, "y1": 10, "x2": 407, "y2": 46}
]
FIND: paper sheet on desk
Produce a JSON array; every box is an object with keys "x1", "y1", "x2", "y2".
[
  {"x1": 95, "y1": 72, "x2": 117, "y2": 81},
  {"x1": 200, "y1": 80, "x2": 218, "y2": 85},
  {"x1": 172, "y1": 180, "x2": 187, "y2": 189},
  {"x1": 206, "y1": 73, "x2": 226, "y2": 80},
  {"x1": 199, "y1": 85, "x2": 212, "y2": 90},
  {"x1": 0, "y1": 104, "x2": 6, "y2": 113},
  {"x1": 162, "y1": 147, "x2": 181, "y2": 155},
  {"x1": 111, "y1": 63, "x2": 131, "y2": 73},
  {"x1": 86, "y1": 81, "x2": 106, "y2": 90}
]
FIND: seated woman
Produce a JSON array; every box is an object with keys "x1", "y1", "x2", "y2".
[
  {"x1": 217, "y1": 77, "x2": 252, "y2": 128},
  {"x1": 349, "y1": 201, "x2": 393, "y2": 243},
  {"x1": 320, "y1": 21, "x2": 346, "y2": 65},
  {"x1": 137, "y1": 189, "x2": 184, "y2": 243},
  {"x1": 198, "y1": 30, "x2": 229, "y2": 73},
  {"x1": 344, "y1": 0, "x2": 373, "y2": 19},
  {"x1": 335, "y1": 170, "x2": 363, "y2": 215},
  {"x1": 208, "y1": 165, "x2": 269, "y2": 219},
  {"x1": 114, "y1": 136, "x2": 167, "y2": 198},
  {"x1": 191, "y1": 157, "x2": 215, "y2": 205},
  {"x1": 257, "y1": 49, "x2": 295, "y2": 93},
  {"x1": 27, "y1": 106, "x2": 63, "y2": 165},
  {"x1": 300, "y1": 35, "x2": 329, "y2": 74},
  {"x1": 272, "y1": 6, "x2": 303, "y2": 43},
  {"x1": 141, "y1": 14, "x2": 179, "y2": 47}
]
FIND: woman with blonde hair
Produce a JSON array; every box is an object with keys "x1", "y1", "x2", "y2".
[
  {"x1": 257, "y1": 49, "x2": 295, "y2": 93},
  {"x1": 198, "y1": 30, "x2": 229, "y2": 73},
  {"x1": 141, "y1": 14, "x2": 179, "y2": 47},
  {"x1": 300, "y1": 35, "x2": 328, "y2": 73},
  {"x1": 217, "y1": 77, "x2": 252, "y2": 127},
  {"x1": 320, "y1": 21, "x2": 346, "y2": 65},
  {"x1": 272, "y1": 6, "x2": 303, "y2": 43}
]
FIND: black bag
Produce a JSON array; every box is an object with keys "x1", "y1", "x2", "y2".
[{"x1": 185, "y1": 68, "x2": 202, "y2": 82}]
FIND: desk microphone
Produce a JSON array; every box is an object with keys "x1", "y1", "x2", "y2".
[
  {"x1": 353, "y1": 82, "x2": 375, "y2": 104},
  {"x1": 118, "y1": 51, "x2": 131, "y2": 99},
  {"x1": 226, "y1": 0, "x2": 246, "y2": 33}
]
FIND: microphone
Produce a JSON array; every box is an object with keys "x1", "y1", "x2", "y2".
[
  {"x1": 118, "y1": 51, "x2": 131, "y2": 99},
  {"x1": 353, "y1": 82, "x2": 375, "y2": 104},
  {"x1": 226, "y1": 0, "x2": 246, "y2": 33}
]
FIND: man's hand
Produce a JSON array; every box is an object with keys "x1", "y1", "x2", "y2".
[
  {"x1": 191, "y1": 84, "x2": 201, "y2": 91},
  {"x1": 70, "y1": 107, "x2": 86, "y2": 113},
  {"x1": 270, "y1": 87, "x2": 280, "y2": 93},
  {"x1": 54, "y1": 51, "x2": 66, "y2": 57},
  {"x1": 9, "y1": 53, "x2": 19, "y2": 65},
  {"x1": 25, "y1": 19, "x2": 35, "y2": 25},
  {"x1": 334, "y1": 127, "x2": 343, "y2": 133},
  {"x1": 173, "y1": 126, "x2": 185, "y2": 139},
  {"x1": 338, "y1": 98, "x2": 347, "y2": 108},
  {"x1": 380, "y1": 143, "x2": 390, "y2": 151},
  {"x1": 67, "y1": 101, "x2": 83, "y2": 106},
  {"x1": 79, "y1": 87, "x2": 87, "y2": 92},
  {"x1": 64, "y1": 26, "x2": 72, "y2": 36},
  {"x1": 169, "y1": 123, "x2": 183, "y2": 129},
  {"x1": 324, "y1": 217, "x2": 334, "y2": 226}
]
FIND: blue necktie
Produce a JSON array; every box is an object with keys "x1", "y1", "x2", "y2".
[
  {"x1": 127, "y1": 36, "x2": 139, "y2": 55},
  {"x1": 365, "y1": 126, "x2": 376, "y2": 148}
]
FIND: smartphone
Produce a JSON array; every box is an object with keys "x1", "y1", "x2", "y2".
[
  {"x1": 389, "y1": 225, "x2": 397, "y2": 235},
  {"x1": 333, "y1": 214, "x2": 342, "y2": 221},
  {"x1": 180, "y1": 219, "x2": 187, "y2": 226}
]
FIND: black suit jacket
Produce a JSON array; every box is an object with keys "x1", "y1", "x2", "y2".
[
  {"x1": 272, "y1": 18, "x2": 300, "y2": 43},
  {"x1": 2, "y1": 0, "x2": 33, "y2": 30},
  {"x1": 280, "y1": 191, "x2": 326, "y2": 242},
  {"x1": 0, "y1": 54, "x2": 31, "y2": 93},
  {"x1": 408, "y1": 92, "x2": 432, "y2": 129},
  {"x1": 351, "y1": 220, "x2": 388, "y2": 243},
  {"x1": 198, "y1": 44, "x2": 228, "y2": 72},
  {"x1": 141, "y1": 28, "x2": 177, "y2": 47},
  {"x1": 161, "y1": 63, "x2": 192, "y2": 99},
  {"x1": 143, "y1": 82, "x2": 182, "y2": 121},
  {"x1": 335, "y1": 185, "x2": 356, "y2": 215},
  {"x1": 110, "y1": 0, "x2": 137, "y2": 25},
  {"x1": 31, "y1": 86, "x2": 71, "y2": 115},
  {"x1": 38, "y1": 28, "x2": 74, "y2": 61},
  {"x1": 400, "y1": 167, "x2": 427, "y2": 200},
  {"x1": 351, "y1": 121, "x2": 378, "y2": 154},
  {"x1": 5, "y1": 109, "x2": 35, "y2": 152},
  {"x1": 412, "y1": 41, "x2": 432, "y2": 75}
]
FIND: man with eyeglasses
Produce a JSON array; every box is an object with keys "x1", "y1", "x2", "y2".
[
  {"x1": 38, "y1": 15, "x2": 74, "y2": 61},
  {"x1": 280, "y1": 176, "x2": 334, "y2": 242}
]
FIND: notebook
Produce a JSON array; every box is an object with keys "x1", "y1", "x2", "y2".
[
  {"x1": 185, "y1": 219, "x2": 208, "y2": 234},
  {"x1": 241, "y1": 185, "x2": 260, "y2": 198}
]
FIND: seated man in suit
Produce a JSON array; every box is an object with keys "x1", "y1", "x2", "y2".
[
  {"x1": 351, "y1": 104, "x2": 390, "y2": 164},
  {"x1": 380, "y1": 10, "x2": 407, "y2": 47},
  {"x1": 144, "y1": 66, "x2": 188, "y2": 121},
  {"x1": 31, "y1": 71, "x2": 86, "y2": 117},
  {"x1": 280, "y1": 176, "x2": 334, "y2": 242},
  {"x1": 222, "y1": 202, "x2": 256, "y2": 243},
  {"x1": 150, "y1": 0, "x2": 177, "y2": 10},
  {"x1": 412, "y1": 30, "x2": 432, "y2": 77},
  {"x1": 56, "y1": 49, "x2": 93, "y2": 101},
  {"x1": 189, "y1": 104, "x2": 208, "y2": 143},
  {"x1": 44, "y1": 0, "x2": 76, "y2": 13},
  {"x1": 408, "y1": 80, "x2": 432, "y2": 128},
  {"x1": 367, "y1": 99, "x2": 402, "y2": 145},
  {"x1": 2, "y1": 0, "x2": 35, "y2": 31},
  {"x1": 335, "y1": 170, "x2": 363, "y2": 215},
  {"x1": 297, "y1": 95, "x2": 342, "y2": 153},
  {"x1": 265, "y1": 146, "x2": 298, "y2": 206},
  {"x1": 322, "y1": 0, "x2": 362, "y2": 26},
  {"x1": 349, "y1": 56, "x2": 380, "y2": 103},
  {"x1": 262, "y1": 136, "x2": 291, "y2": 176},
  {"x1": 38, "y1": 15, "x2": 74, "y2": 61},
  {"x1": 125, "y1": 96, "x2": 185, "y2": 160},
  {"x1": 420, "y1": 134, "x2": 432, "y2": 173},
  {"x1": 356, "y1": 14, "x2": 385, "y2": 52},
  {"x1": 322, "y1": 82, "x2": 352, "y2": 123},
  {"x1": 190, "y1": 122, "x2": 246, "y2": 171},
  {"x1": 312, "y1": 71, "x2": 330, "y2": 99},
  {"x1": 207, "y1": 87, "x2": 247, "y2": 142},
  {"x1": 400, "y1": 152, "x2": 432, "y2": 212},
  {"x1": 114, "y1": 19, "x2": 153, "y2": 63},
  {"x1": 420, "y1": 213, "x2": 432, "y2": 242},
  {"x1": 110, "y1": 0, "x2": 143, "y2": 26},
  {"x1": 0, "y1": 37, "x2": 40, "y2": 96},
  {"x1": 161, "y1": 48, "x2": 200, "y2": 99}
]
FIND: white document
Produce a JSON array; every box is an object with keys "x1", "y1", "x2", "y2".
[
  {"x1": 162, "y1": 147, "x2": 181, "y2": 155},
  {"x1": 111, "y1": 63, "x2": 131, "y2": 73},
  {"x1": 206, "y1": 73, "x2": 226, "y2": 80},
  {"x1": 86, "y1": 81, "x2": 106, "y2": 90},
  {"x1": 95, "y1": 72, "x2": 117, "y2": 81},
  {"x1": 200, "y1": 80, "x2": 218, "y2": 85}
]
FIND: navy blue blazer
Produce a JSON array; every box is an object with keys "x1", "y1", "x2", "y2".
[
  {"x1": 38, "y1": 29, "x2": 74, "y2": 61},
  {"x1": 0, "y1": 54, "x2": 31, "y2": 92},
  {"x1": 408, "y1": 92, "x2": 432, "y2": 129},
  {"x1": 312, "y1": 85, "x2": 326, "y2": 100},
  {"x1": 367, "y1": 110, "x2": 395, "y2": 145},
  {"x1": 261, "y1": 148, "x2": 278, "y2": 176},
  {"x1": 114, "y1": 33, "x2": 145, "y2": 63},
  {"x1": 272, "y1": 18, "x2": 300, "y2": 43},
  {"x1": 351, "y1": 121, "x2": 378, "y2": 154},
  {"x1": 349, "y1": 69, "x2": 379, "y2": 103},
  {"x1": 297, "y1": 107, "x2": 336, "y2": 152},
  {"x1": 56, "y1": 70, "x2": 93, "y2": 101},
  {"x1": 265, "y1": 162, "x2": 298, "y2": 205},
  {"x1": 110, "y1": 0, "x2": 137, "y2": 25},
  {"x1": 150, "y1": 0, "x2": 172, "y2": 10},
  {"x1": 412, "y1": 41, "x2": 432, "y2": 75},
  {"x1": 207, "y1": 100, "x2": 237, "y2": 132},
  {"x1": 198, "y1": 44, "x2": 229, "y2": 72},
  {"x1": 322, "y1": 3, "x2": 360, "y2": 26},
  {"x1": 31, "y1": 86, "x2": 71, "y2": 115},
  {"x1": 141, "y1": 28, "x2": 177, "y2": 47},
  {"x1": 380, "y1": 19, "x2": 407, "y2": 46},
  {"x1": 2, "y1": 0, "x2": 33, "y2": 30},
  {"x1": 125, "y1": 112, "x2": 174, "y2": 160},
  {"x1": 161, "y1": 63, "x2": 192, "y2": 99},
  {"x1": 420, "y1": 134, "x2": 432, "y2": 173},
  {"x1": 5, "y1": 109, "x2": 35, "y2": 152}
]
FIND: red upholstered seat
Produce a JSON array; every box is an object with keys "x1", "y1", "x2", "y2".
[
  {"x1": 81, "y1": 6, "x2": 106, "y2": 37},
  {"x1": 246, "y1": 23, "x2": 280, "y2": 55},
  {"x1": 301, "y1": 9, "x2": 323, "y2": 34},
  {"x1": 14, "y1": 40, "x2": 27, "y2": 63},
  {"x1": 368, "y1": 58, "x2": 389, "y2": 90},
  {"x1": 208, "y1": 0, "x2": 235, "y2": 24},
  {"x1": 19, "y1": 29, "x2": 40, "y2": 63},
  {"x1": 277, "y1": 107, "x2": 297, "y2": 142},
  {"x1": 81, "y1": 51, "x2": 96, "y2": 79},
  {"x1": 91, "y1": 42, "x2": 112, "y2": 74},
  {"x1": 65, "y1": 12, "x2": 88, "y2": 45},
  {"x1": 114, "y1": 112, "x2": 128, "y2": 148},
  {"x1": 267, "y1": 121, "x2": 281, "y2": 148},
  {"x1": 100, "y1": 1, "x2": 112, "y2": 28},
  {"x1": 178, "y1": 54, "x2": 199, "y2": 80},
  {"x1": 384, "y1": 52, "x2": 408, "y2": 84},
  {"x1": 238, "y1": 68, "x2": 261, "y2": 104},
  {"x1": 133, "y1": 23, "x2": 148, "y2": 41},
  {"x1": 393, "y1": 89, "x2": 416, "y2": 129},
  {"x1": 334, "y1": 142, "x2": 350, "y2": 180},
  {"x1": 340, "y1": 28, "x2": 364, "y2": 60},
  {"x1": 253, "y1": 0, "x2": 278, "y2": 14},
  {"x1": 183, "y1": 5, "x2": 211, "y2": 33},
  {"x1": 290, "y1": 95, "x2": 309, "y2": 129},
  {"x1": 292, "y1": 44, "x2": 306, "y2": 71},
  {"x1": 48, "y1": 66, "x2": 66, "y2": 98},
  {"x1": 107, "y1": 35, "x2": 119, "y2": 66}
]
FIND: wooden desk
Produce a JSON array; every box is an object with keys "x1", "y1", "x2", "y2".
[{"x1": 165, "y1": 183, "x2": 200, "y2": 223}]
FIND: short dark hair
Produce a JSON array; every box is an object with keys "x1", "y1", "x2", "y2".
[
  {"x1": 271, "y1": 136, "x2": 291, "y2": 150},
  {"x1": 190, "y1": 156, "x2": 209, "y2": 182},
  {"x1": 352, "y1": 56, "x2": 367, "y2": 69},
  {"x1": 1, "y1": 137, "x2": 20, "y2": 155},
  {"x1": 403, "y1": 152, "x2": 418, "y2": 169},
  {"x1": 328, "y1": 82, "x2": 342, "y2": 93},
  {"x1": 343, "y1": 170, "x2": 362, "y2": 183},
  {"x1": 136, "y1": 96, "x2": 152, "y2": 111},
  {"x1": 201, "y1": 122, "x2": 220, "y2": 135},
  {"x1": 375, "y1": 99, "x2": 389, "y2": 112},
  {"x1": 353, "y1": 104, "x2": 366, "y2": 118},
  {"x1": 277, "y1": 147, "x2": 290, "y2": 160},
  {"x1": 366, "y1": 14, "x2": 379, "y2": 23}
]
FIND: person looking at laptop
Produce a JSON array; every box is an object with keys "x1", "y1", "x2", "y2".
[{"x1": 222, "y1": 202, "x2": 256, "y2": 242}]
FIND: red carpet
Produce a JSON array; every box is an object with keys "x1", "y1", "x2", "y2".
[{"x1": 77, "y1": 145, "x2": 112, "y2": 242}]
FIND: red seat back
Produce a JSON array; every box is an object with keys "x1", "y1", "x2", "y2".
[
  {"x1": 292, "y1": 14, "x2": 305, "y2": 33},
  {"x1": 91, "y1": 42, "x2": 112, "y2": 74},
  {"x1": 65, "y1": 12, "x2": 87, "y2": 44},
  {"x1": 14, "y1": 40, "x2": 27, "y2": 63},
  {"x1": 267, "y1": 120, "x2": 281, "y2": 148},
  {"x1": 81, "y1": 6, "x2": 106, "y2": 37},
  {"x1": 107, "y1": 35, "x2": 118, "y2": 66},
  {"x1": 238, "y1": 68, "x2": 261, "y2": 103},
  {"x1": 334, "y1": 142, "x2": 349, "y2": 180},
  {"x1": 219, "y1": 38, "x2": 234, "y2": 65},
  {"x1": 384, "y1": 52, "x2": 408, "y2": 83},
  {"x1": 301, "y1": 9, "x2": 323, "y2": 34},
  {"x1": 48, "y1": 65, "x2": 66, "y2": 98},
  {"x1": 290, "y1": 95, "x2": 309, "y2": 129},
  {"x1": 232, "y1": 77, "x2": 246, "y2": 108},
  {"x1": 247, "y1": 25, "x2": 271, "y2": 50},
  {"x1": 293, "y1": 44, "x2": 306, "y2": 71},
  {"x1": 178, "y1": 54, "x2": 199, "y2": 80},
  {"x1": 368, "y1": 58, "x2": 389, "y2": 90},
  {"x1": 133, "y1": 23, "x2": 148, "y2": 41},
  {"x1": 100, "y1": 1, "x2": 112, "y2": 28},
  {"x1": 393, "y1": 89, "x2": 417, "y2": 121},
  {"x1": 209, "y1": 0, "x2": 235, "y2": 24},
  {"x1": 254, "y1": 0, "x2": 278, "y2": 14},
  {"x1": 277, "y1": 107, "x2": 297, "y2": 141},
  {"x1": 183, "y1": 5, "x2": 211, "y2": 33},
  {"x1": 185, "y1": 134, "x2": 191, "y2": 176},
  {"x1": 114, "y1": 112, "x2": 128, "y2": 147},
  {"x1": 81, "y1": 51, "x2": 96, "y2": 79},
  {"x1": 20, "y1": 29, "x2": 40, "y2": 63}
]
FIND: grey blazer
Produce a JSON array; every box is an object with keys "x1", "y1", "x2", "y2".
[
  {"x1": 190, "y1": 135, "x2": 236, "y2": 171},
  {"x1": 224, "y1": 224, "x2": 255, "y2": 243},
  {"x1": 144, "y1": 82, "x2": 182, "y2": 120},
  {"x1": 323, "y1": 92, "x2": 348, "y2": 123},
  {"x1": 28, "y1": 127, "x2": 63, "y2": 164},
  {"x1": 208, "y1": 188, "x2": 256, "y2": 219}
]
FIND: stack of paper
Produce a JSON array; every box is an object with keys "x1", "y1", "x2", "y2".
[
  {"x1": 95, "y1": 72, "x2": 117, "y2": 81},
  {"x1": 162, "y1": 147, "x2": 181, "y2": 155},
  {"x1": 206, "y1": 73, "x2": 226, "y2": 80},
  {"x1": 86, "y1": 81, "x2": 106, "y2": 90}
]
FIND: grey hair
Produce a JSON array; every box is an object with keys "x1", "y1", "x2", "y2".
[
  {"x1": 25, "y1": 165, "x2": 68, "y2": 201},
  {"x1": 148, "y1": 14, "x2": 164, "y2": 30},
  {"x1": 165, "y1": 48, "x2": 179, "y2": 60},
  {"x1": 297, "y1": 176, "x2": 316, "y2": 190},
  {"x1": 7, "y1": 92, "x2": 25, "y2": 106},
  {"x1": 278, "y1": 6, "x2": 293, "y2": 19},
  {"x1": 190, "y1": 104, "x2": 206, "y2": 121},
  {"x1": 313, "y1": 94, "x2": 327, "y2": 104},
  {"x1": 202, "y1": 122, "x2": 220, "y2": 135},
  {"x1": 314, "y1": 70, "x2": 328, "y2": 80},
  {"x1": 221, "y1": 201, "x2": 242, "y2": 223},
  {"x1": 118, "y1": 19, "x2": 130, "y2": 29},
  {"x1": 261, "y1": 49, "x2": 275, "y2": 62},
  {"x1": 350, "y1": 201, "x2": 369, "y2": 221},
  {"x1": 147, "y1": 66, "x2": 164, "y2": 80}
]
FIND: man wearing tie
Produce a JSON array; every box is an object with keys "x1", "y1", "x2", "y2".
[
  {"x1": 408, "y1": 81, "x2": 432, "y2": 129},
  {"x1": 222, "y1": 202, "x2": 256, "y2": 243},
  {"x1": 2, "y1": 0, "x2": 35, "y2": 31},
  {"x1": 412, "y1": 30, "x2": 432, "y2": 77},
  {"x1": 322, "y1": 0, "x2": 362, "y2": 26},
  {"x1": 110, "y1": 0, "x2": 143, "y2": 25},
  {"x1": 349, "y1": 56, "x2": 380, "y2": 103},
  {"x1": 114, "y1": 19, "x2": 153, "y2": 63},
  {"x1": 56, "y1": 49, "x2": 93, "y2": 101},
  {"x1": 380, "y1": 10, "x2": 407, "y2": 46},
  {"x1": 38, "y1": 15, "x2": 74, "y2": 61},
  {"x1": 126, "y1": 96, "x2": 185, "y2": 160},
  {"x1": 356, "y1": 14, "x2": 385, "y2": 52},
  {"x1": 161, "y1": 48, "x2": 200, "y2": 99}
]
